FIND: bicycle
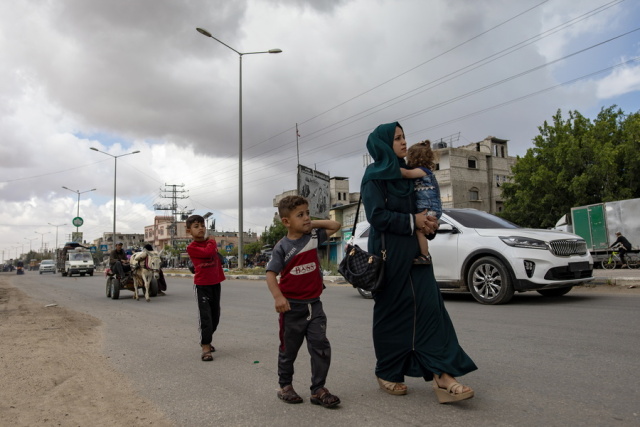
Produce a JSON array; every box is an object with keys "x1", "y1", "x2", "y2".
[{"x1": 601, "y1": 250, "x2": 640, "y2": 269}]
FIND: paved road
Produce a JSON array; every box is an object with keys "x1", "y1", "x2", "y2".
[{"x1": 8, "y1": 272, "x2": 640, "y2": 426}]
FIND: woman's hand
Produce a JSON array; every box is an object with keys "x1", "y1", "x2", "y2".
[{"x1": 415, "y1": 210, "x2": 439, "y2": 235}]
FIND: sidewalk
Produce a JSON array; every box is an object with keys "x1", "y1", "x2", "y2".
[
  {"x1": 163, "y1": 269, "x2": 346, "y2": 283},
  {"x1": 591, "y1": 267, "x2": 640, "y2": 287},
  {"x1": 165, "y1": 268, "x2": 638, "y2": 288}
]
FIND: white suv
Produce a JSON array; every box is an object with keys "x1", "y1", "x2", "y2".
[
  {"x1": 39, "y1": 259, "x2": 56, "y2": 274},
  {"x1": 350, "y1": 208, "x2": 594, "y2": 304}
]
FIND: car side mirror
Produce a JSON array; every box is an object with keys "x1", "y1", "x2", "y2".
[{"x1": 437, "y1": 223, "x2": 459, "y2": 234}]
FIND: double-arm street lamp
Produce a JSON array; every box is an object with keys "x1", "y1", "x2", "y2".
[
  {"x1": 24, "y1": 237, "x2": 38, "y2": 254},
  {"x1": 62, "y1": 186, "x2": 97, "y2": 232},
  {"x1": 34, "y1": 231, "x2": 50, "y2": 254},
  {"x1": 196, "y1": 27, "x2": 282, "y2": 268},
  {"x1": 89, "y1": 148, "x2": 140, "y2": 251},
  {"x1": 48, "y1": 222, "x2": 67, "y2": 251}
]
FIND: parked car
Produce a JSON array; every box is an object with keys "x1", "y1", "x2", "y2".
[
  {"x1": 349, "y1": 208, "x2": 594, "y2": 304},
  {"x1": 39, "y1": 259, "x2": 56, "y2": 274}
]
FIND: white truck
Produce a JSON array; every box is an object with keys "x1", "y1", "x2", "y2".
[{"x1": 56, "y1": 243, "x2": 95, "y2": 277}]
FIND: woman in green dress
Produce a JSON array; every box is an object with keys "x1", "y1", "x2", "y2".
[{"x1": 361, "y1": 122, "x2": 477, "y2": 403}]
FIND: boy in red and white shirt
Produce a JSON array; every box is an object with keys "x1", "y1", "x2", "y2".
[{"x1": 266, "y1": 195, "x2": 341, "y2": 408}]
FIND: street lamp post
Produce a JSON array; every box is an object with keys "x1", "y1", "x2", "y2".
[
  {"x1": 62, "y1": 186, "x2": 97, "y2": 232},
  {"x1": 34, "y1": 231, "x2": 50, "y2": 254},
  {"x1": 48, "y1": 223, "x2": 67, "y2": 251},
  {"x1": 196, "y1": 27, "x2": 282, "y2": 268},
  {"x1": 203, "y1": 212, "x2": 213, "y2": 232},
  {"x1": 89, "y1": 148, "x2": 140, "y2": 251},
  {"x1": 24, "y1": 237, "x2": 38, "y2": 254}
]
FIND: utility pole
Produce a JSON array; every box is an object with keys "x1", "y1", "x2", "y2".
[{"x1": 154, "y1": 184, "x2": 192, "y2": 250}]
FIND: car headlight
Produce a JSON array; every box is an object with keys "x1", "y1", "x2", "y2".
[{"x1": 499, "y1": 236, "x2": 548, "y2": 250}]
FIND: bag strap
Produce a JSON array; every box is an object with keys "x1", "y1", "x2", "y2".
[{"x1": 351, "y1": 183, "x2": 387, "y2": 260}]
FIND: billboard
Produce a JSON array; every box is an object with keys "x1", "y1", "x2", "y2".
[{"x1": 297, "y1": 165, "x2": 330, "y2": 219}]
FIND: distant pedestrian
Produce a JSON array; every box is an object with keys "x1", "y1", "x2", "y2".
[
  {"x1": 186, "y1": 215, "x2": 225, "y2": 362},
  {"x1": 266, "y1": 195, "x2": 342, "y2": 408}
]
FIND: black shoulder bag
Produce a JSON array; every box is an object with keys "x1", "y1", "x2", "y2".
[{"x1": 338, "y1": 192, "x2": 386, "y2": 293}]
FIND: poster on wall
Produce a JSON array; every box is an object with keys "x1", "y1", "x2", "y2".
[{"x1": 297, "y1": 165, "x2": 330, "y2": 219}]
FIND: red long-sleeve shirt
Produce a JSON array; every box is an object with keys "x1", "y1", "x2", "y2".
[{"x1": 186, "y1": 238, "x2": 226, "y2": 286}]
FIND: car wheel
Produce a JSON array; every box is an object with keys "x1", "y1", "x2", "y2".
[
  {"x1": 357, "y1": 288, "x2": 373, "y2": 299},
  {"x1": 467, "y1": 256, "x2": 514, "y2": 305},
  {"x1": 537, "y1": 286, "x2": 573, "y2": 297}
]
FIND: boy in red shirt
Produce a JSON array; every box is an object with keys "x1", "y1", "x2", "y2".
[
  {"x1": 186, "y1": 214, "x2": 226, "y2": 362},
  {"x1": 266, "y1": 196, "x2": 341, "y2": 408}
]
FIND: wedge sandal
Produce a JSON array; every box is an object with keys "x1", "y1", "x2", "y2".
[
  {"x1": 377, "y1": 377, "x2": 407, "y2": 395},
  {"x1": 433, "y1": 380, "x2": 474, "y2": 403}
]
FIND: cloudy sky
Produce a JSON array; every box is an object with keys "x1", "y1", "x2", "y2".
[{"x1": 1, "y1": 0, "x2": 639, "y2": 258}]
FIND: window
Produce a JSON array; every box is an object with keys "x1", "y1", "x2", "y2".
[
  {"x1": 338, "y1": 193, "x2": 342, "y2": 201},
  {"x1": 468, "y1": 157, "x2": 477, "y2": 169},
  {"x1": 469, "y1": 188, "x2": 480, "y2": 201},
  {"x1": 435, "y1": 163, "x2": 440, "y2": 171}
]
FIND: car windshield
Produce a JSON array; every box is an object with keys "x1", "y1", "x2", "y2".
[
  {"x1": 42, "y1": 260, "x2": 54, "y2": 264},
  {"x1": 443, "y1": 209, "x2": 520, "y2": 229}
]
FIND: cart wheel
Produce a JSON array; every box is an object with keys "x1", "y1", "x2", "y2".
[
  {"x1": 110, "y1": 277, "x2": 120, "y2": 300},
  {"x1": 150, "y1": 277, "x2": 159, "y2": 297},
  {"x1": 106, "y1": 277, "x2": 112, "y2": 298}
]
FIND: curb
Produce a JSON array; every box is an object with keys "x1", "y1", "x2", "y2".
[{"x1": 164, "y1": 272, "x2": 348, "y2": 284}]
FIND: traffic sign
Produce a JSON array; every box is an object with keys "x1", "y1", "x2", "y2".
[{"x1": 72, "y1": 217, "x2": 84, "y2": 227}]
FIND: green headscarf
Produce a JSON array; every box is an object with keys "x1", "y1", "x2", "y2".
[{"x1": 361, "y1": 122, "x2": 413, "y2": 196}]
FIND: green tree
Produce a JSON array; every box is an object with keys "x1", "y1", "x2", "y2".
[
  {"x1": 501, "y1": 106, "x2": 640, "y2": 228},
  {"x1": 261, "y1": 216, "x2": 287, "y2": 246},
  {"x1": 244, "y1": 241, "x2": 263, "y2": 256}
]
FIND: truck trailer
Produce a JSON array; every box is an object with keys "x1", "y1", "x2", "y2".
[{"x1": 555, "y1": 198, "x2": 640, "y2": 263}]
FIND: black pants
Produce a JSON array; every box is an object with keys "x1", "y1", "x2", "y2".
[
  {"x1": 194, "y1": 284, "x2": 221, "y2": 346},
  {"x1": 278, "y1": 300, "x2": 331, "y2": 393},
  {"x1": 111, "y1": 261, "x2": 130, "y2": 278},
  {"x1": 619, "y1": 248, "x2": 628, "y2": 265}
]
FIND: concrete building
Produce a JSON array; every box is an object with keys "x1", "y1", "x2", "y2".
[
  {"x1": 92, "y1": 233, "x2": 146, "y2": 253},
  {"x1": 144, "y1": 216, "x2": 189, "y2": 251},
  {"x1": 433, "y1": 136, "x2": 516, "y2": 214}
]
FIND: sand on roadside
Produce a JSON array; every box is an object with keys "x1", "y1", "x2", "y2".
[{"x1": 0, "y1": 276, "x2": 173, "y2": 427}]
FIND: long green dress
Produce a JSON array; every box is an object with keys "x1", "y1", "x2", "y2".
[{"x1": 361, "y1": 122, "x2": 477, "y2": 383}]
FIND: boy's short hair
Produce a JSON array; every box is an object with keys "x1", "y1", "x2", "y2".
[
  {"x1": 278, "y1": 195, "x2": 308, "y2": 219},
  {"x1": 186, "y1": 214, "x2": 205, "y2": 229}
]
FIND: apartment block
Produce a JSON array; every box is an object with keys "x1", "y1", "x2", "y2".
[{"x1": 433, "y1": 136, "x2": 516, "y2": 214}]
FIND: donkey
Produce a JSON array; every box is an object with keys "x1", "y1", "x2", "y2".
[{"x1": 130, "y1": 248, "x2": 162, "y2": 302}]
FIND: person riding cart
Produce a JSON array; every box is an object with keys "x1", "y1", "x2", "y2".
[{"x1": 109, "y1": 242, "x2": 130, "y2": 279}]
